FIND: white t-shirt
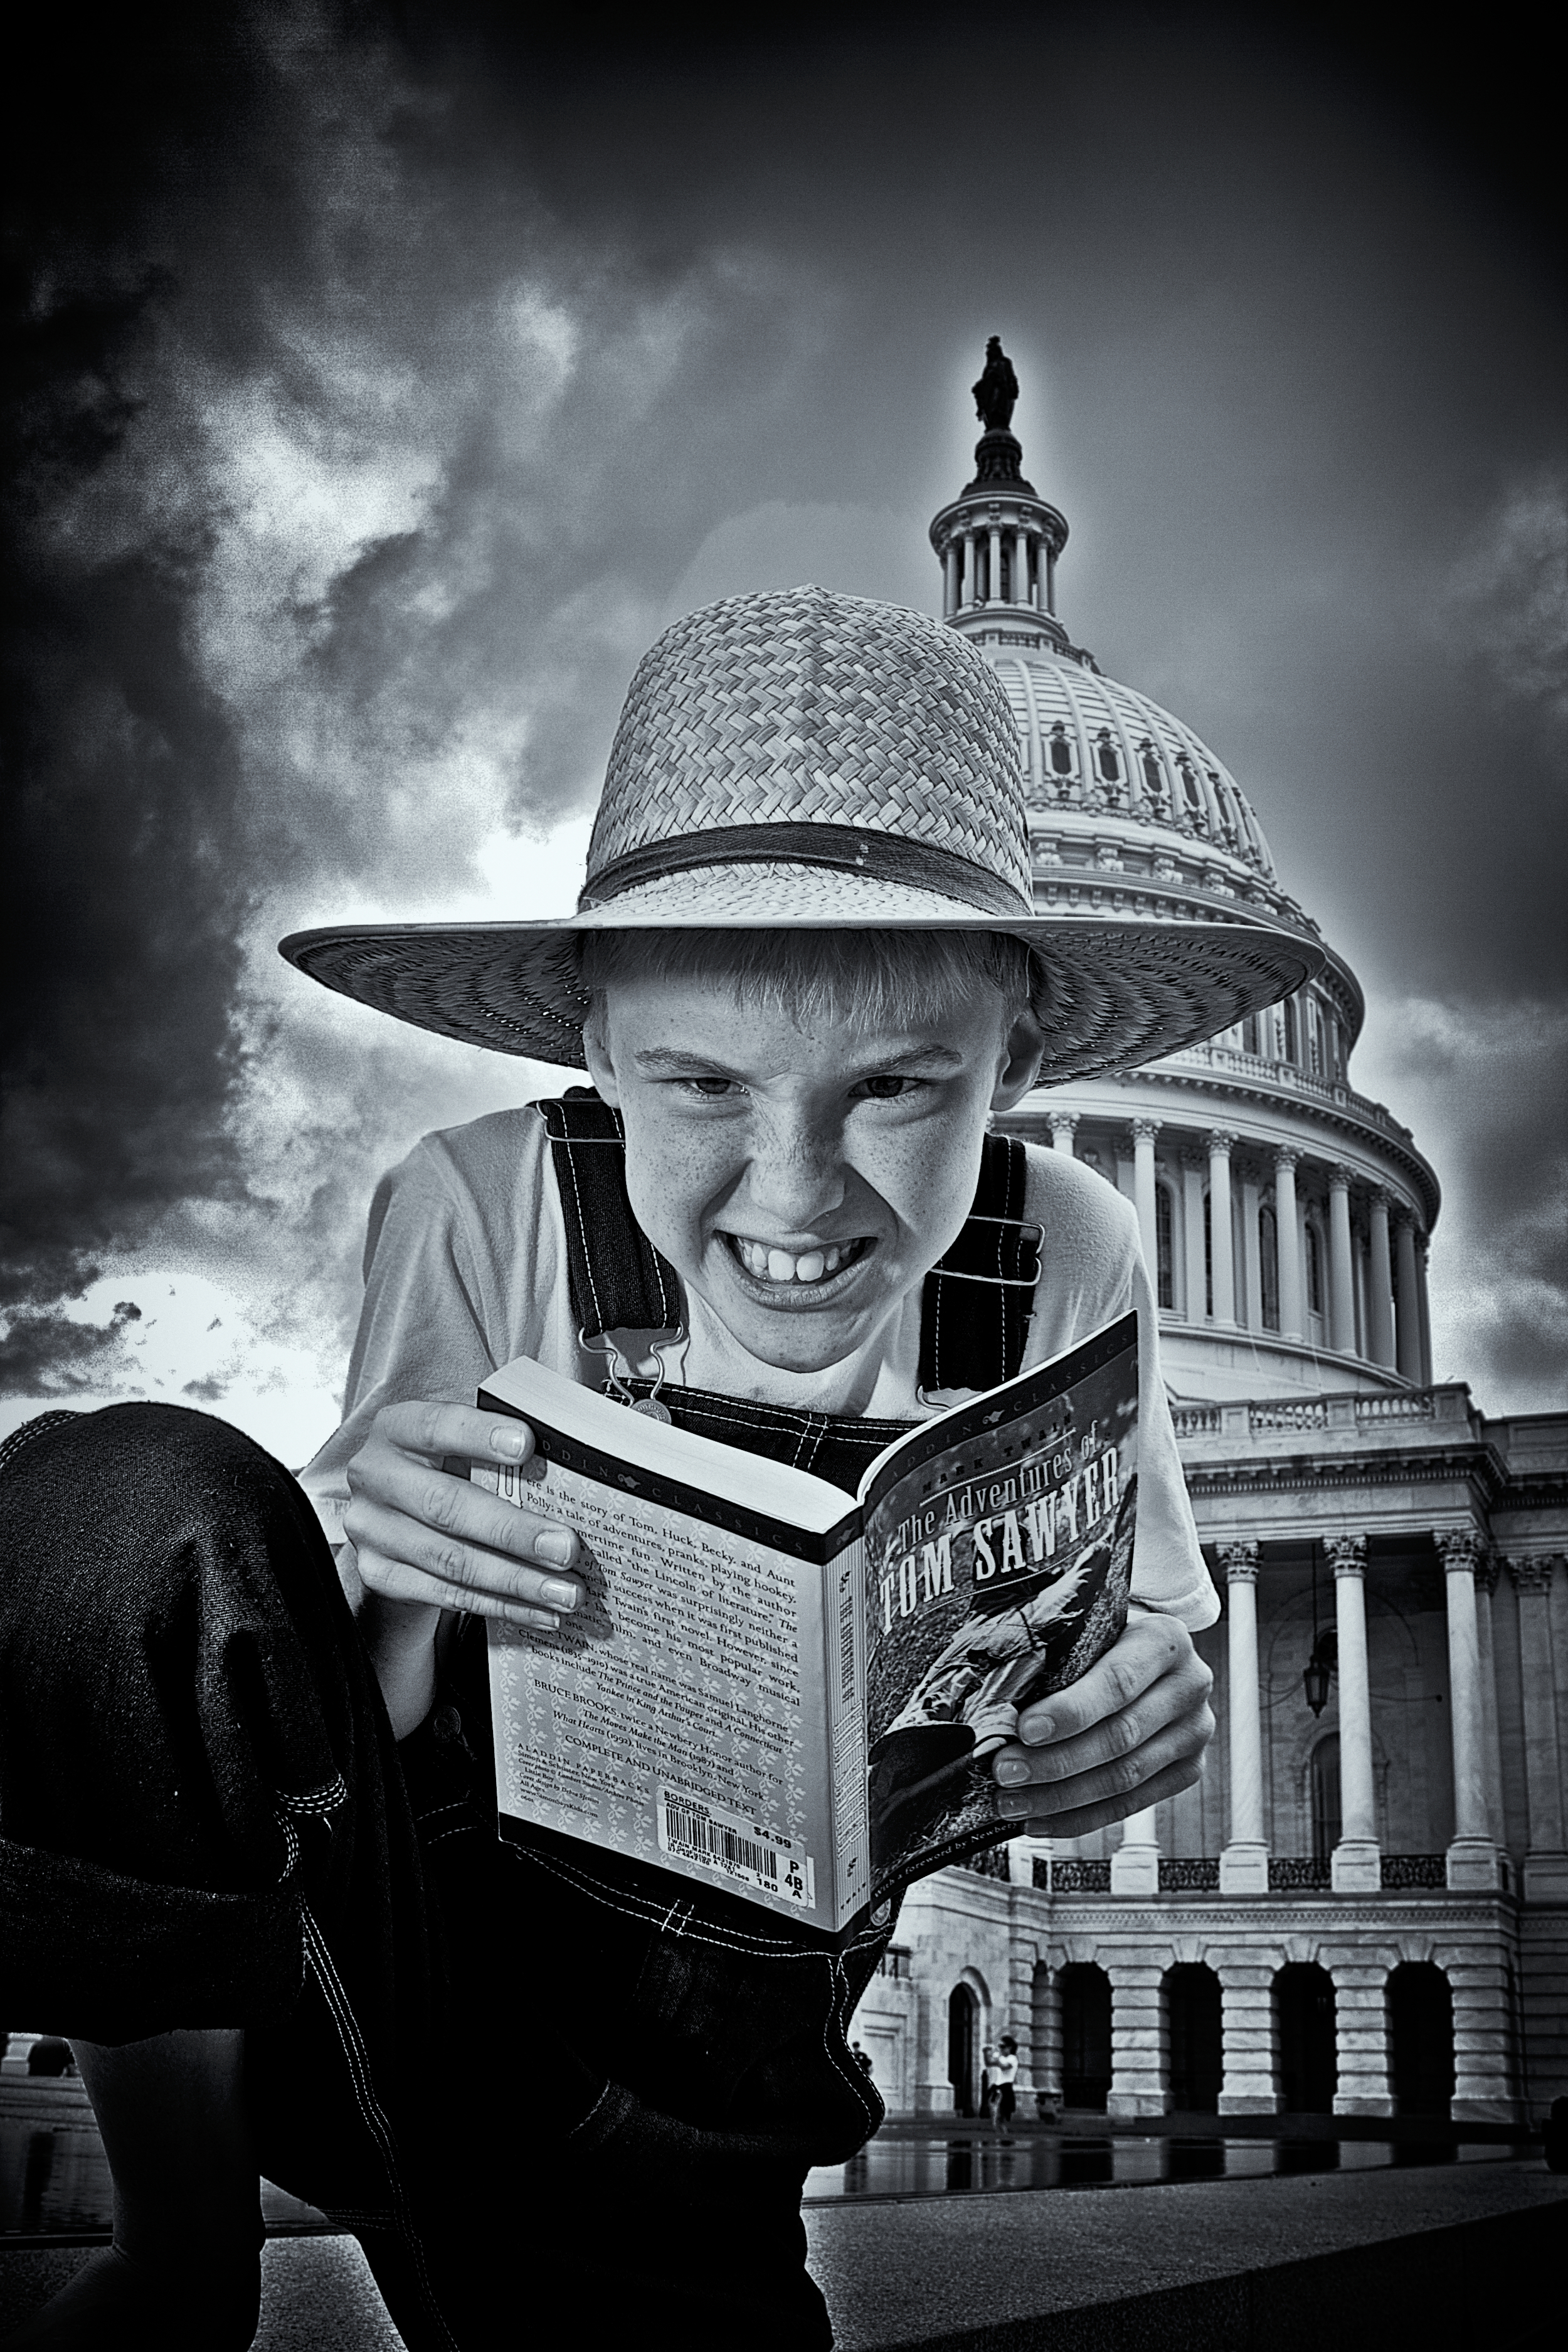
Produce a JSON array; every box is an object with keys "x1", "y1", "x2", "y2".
[{"x1": 299, "y1": 1106, "x2": 1218, "y2": 1633}]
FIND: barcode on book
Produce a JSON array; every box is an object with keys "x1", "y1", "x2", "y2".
[{"x1": 657, "y1": 1787, "x2": 816, "y2": 1909}]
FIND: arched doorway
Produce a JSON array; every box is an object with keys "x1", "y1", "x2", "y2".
[
  {"x1": 948, "y1": 1984, "x2": 980, "y2": 2117},
  {"x1": 1275, "y1": 1964, "x2": 1337, "y2": 2114},
  {"x1": 1389, "y1": 1964, "x2": 1454, "y2": 2116},
  {"x1": 1059, "y1": 1964, "x2": 1112, "y2": 2111},
  {"x1": 1165, "y1": 1964, "x2": 1222, "y2": 2112}
]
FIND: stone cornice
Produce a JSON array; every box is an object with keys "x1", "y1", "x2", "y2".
[{"x1": 1182, "y1": 1441, "x2": 1509, "y2": 1503}]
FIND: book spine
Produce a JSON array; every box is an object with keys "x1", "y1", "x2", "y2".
[{"x1": 825, "y1": 1534, "x2": 871, "y2": 1923}]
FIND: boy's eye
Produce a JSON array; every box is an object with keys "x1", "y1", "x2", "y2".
[
  {"x1": 860, "y1": 1074, "x2": 920, "y2": 1099},
  {"x1": 683, "y1": 1076, "x2": 737, "y2": 1098}
]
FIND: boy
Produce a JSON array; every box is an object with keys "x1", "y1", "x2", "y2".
[{"x1": 1, "y1": 588, "x2": 1318, "y2": 2349}]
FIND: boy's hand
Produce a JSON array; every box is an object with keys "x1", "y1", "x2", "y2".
[
  {"x1": 343, "y1": 1402, "x2": 583, "y2": 1737},
  {"x1": 988, "y1": 1610, "x2": 1214, "y2": 1838}
]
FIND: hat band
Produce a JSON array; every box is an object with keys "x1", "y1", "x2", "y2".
[{"x1": 578, "y1": 822, "x2": 1031, "y2": 918}]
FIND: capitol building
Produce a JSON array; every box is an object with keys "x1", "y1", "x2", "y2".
[{"x1": 852, "y1": 363, "x2": 1568, "y2": 2129}]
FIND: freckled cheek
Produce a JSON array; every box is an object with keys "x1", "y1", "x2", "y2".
[{"x1": 623, "y1": 1124, "x2": 738, "y2": 1266}]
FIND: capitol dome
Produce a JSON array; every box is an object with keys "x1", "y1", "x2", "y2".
[{"x1": 931, "y1": 363, "x2": 1438, "y2": 1403}]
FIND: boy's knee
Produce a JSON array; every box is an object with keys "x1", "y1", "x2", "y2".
[{"x1": 0, "y1": 1401, "x2": 318, "y2": 1622}]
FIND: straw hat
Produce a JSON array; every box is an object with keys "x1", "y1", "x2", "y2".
[{"x1": 279, "y1": 586, "x2": 1321, "y2": 1081}]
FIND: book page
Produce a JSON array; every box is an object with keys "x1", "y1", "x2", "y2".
[
  {"x1": 859, "y1": 1313, "x2": 1139, "y2": 1902},
  {"x1": 482, "y1": 1451, "x2": 845, "y2": 1922}
]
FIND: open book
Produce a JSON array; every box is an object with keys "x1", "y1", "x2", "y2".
[{"x1": 477, "y1": 1311, "x2": 1136, "y2": 1932}]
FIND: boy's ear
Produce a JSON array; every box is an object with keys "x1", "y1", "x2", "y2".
[
  {"x1": 990, "y1": 1009, "x2": 1047, "y2": 1114},
  {"x1": 581, "y1": 1014, "x2": 622, "y2": 1108}
]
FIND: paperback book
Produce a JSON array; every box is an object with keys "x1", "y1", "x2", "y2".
[{"x1": 477, "y1": 1311, "x2": 1137, "y2": 1931}]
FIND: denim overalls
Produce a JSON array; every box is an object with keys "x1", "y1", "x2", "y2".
[{"x1": 0, "y1": 1098, "x2": 1039, "y2": 2351}]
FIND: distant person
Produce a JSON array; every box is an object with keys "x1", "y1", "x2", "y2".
[
  {"x1": 850, "y1": 2041, "x2": 874, "y2": 2079},
  {"x1": 990, "y1": 2037, "x2": 1019, "y2": 2130}
]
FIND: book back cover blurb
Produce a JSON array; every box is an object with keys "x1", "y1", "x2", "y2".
[{"x1": 862, "y1": 1313, "x2": 1138, "y2": 1901}]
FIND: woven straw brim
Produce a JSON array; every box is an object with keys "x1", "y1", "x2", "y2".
[{"x1": 280, "y1": 862, "x2": 1322, "y2": 1083}]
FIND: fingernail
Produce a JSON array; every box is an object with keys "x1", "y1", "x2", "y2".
[
  {"x1": 534, "y1": 1529, "x2": 575, "y2": 1567},
  {"x1": 993, "y1": 1757, "x2": 1030, "y2": 1786},
  {"x1": 1029, "y1": 1714, "x2": 1054, "y2": 1742},
  {"x1": 491, "y1": 1424, "x2": 528, "y2": 1459},
  {"x1": 999, "y1": 1792, "x2": 1032, "y2": 1818},
  {"x1": 541, "y1": 1577, "x2": 578, "y2": 1611}
]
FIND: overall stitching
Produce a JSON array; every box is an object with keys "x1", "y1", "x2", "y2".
[{"x1": 300, "y1": 1904, "x2": 464, "y2": 2352}]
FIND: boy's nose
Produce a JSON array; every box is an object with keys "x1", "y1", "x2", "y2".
[{"x1": 740, "y1": 1113, "x2": 849, "y2": 1234}]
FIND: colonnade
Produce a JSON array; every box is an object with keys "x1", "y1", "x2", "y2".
[
  {"x1": 1210, "y1": 1539, "x2": 1567, "y2": 1899},
  {"x1": 941, "y1": 521, "x2": 1056, "y2": 619},
  {"x1": 1019, "y1": 1946, "x2": 1521, "y2": 2124},
  {"x1": 1049, "y1": 1111, "x2": 1432, "y2": 1380}
]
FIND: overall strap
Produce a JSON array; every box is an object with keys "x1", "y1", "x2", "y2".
[
  {"x1": 534, "y1": 1092, "x2": 1040, "y2": 1391},
  {"x1": 918, "y1": 1130, "x2": 1040, "y2": 1395},
  {"x1": 532, "y1": 1089, "x2": 683, "y2": 1337}
]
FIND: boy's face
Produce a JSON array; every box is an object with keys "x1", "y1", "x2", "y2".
[{"x1": 584, "y1": 967, "x2": 1044, "y2": 1377}]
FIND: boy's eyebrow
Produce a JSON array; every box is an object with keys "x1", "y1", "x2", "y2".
[{"x1": 630, "y1": 1042, "x2": 968, "y2": 1077}]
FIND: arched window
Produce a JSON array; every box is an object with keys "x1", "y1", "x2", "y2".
[
  {"x1": 1389, "y1": 1965, "x2": 1455, "y2": 2117},
  {"x1": 1310, "y1": 1734, "x2": 1341, "y2": 1862},
  {"x1": 1059, "y1": 1964, "x2": 1112, "y2": 2111},
  {"x1": 1178, "y1": 754, "x2": 1204, "y2": 812},
  {"x1": 1281, "y1": 997, "x2": 1299, "y2": 1065},
  {"x1": 1138, "y1": 740, "x2": 1166, "y2": 807},
  {"x1": 1048, "y1": 721, "x2": 1074, "y2": 776},
  {"x1": 1095, "y1": 728, "x2": 1121, "y2": 783},
  {"x1": 1155, "y1": 1182, "x2": 1175, "y2": 1311},
  {"x1": 1242, "y1": 1012, "x2": 1262, "y2": 1056},
  {"x1": 1306, "y1": 999, "x2": 1323, "y2": 1076},
  {"x1": 1305, "y1": 1222, "x2": 1324, "y2": 1318},
  {"x1": 999, "y1": 547, "x2": 1012, "y2": 603},
  {"x1": 1164, "y1": 1965, "x2": 1223, "y2": 2113},
  {"x1": 1259, "y1": 1204, "x2": 1280, "y2": 1332},
  {"x1": 1274, "y1": 1965, "x2": 1337, "y2": 2114},
  {"x1": 947, "y1": 1984, "x2": 980, "y2": 2117}
]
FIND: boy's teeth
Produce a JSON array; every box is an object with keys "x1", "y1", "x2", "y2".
[{"x1": 734, "y1": 1239, "x2": 848, "y2": 1283}]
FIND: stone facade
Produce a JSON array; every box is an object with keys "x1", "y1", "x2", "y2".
[{"x1": 850, "y1": 378, "x2": 1568, "y2": 2129}]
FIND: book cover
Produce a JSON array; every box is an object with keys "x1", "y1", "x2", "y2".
[{"x1": 479, "y1": 1311, "x2": 1136, "y2": 1929}]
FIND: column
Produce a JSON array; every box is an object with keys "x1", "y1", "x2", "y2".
[
  {"x1": 988, "y1": 524, "x2": 1002, "y2": 609},
  {"x1": 912, "y1": 1986, "x2": 956, "y2": 2115},
  {"x1": 1327, "y1": 1535, "x2": 1380, "y2": 1892},
  {"x1": 1330, "y1": 1961, "x2": 1394, "y2": 2117},
  {"x1": 1219, "y1": 1964, "x2": 1282, "y2": 2114},
  {"x1": 1110, "y1": 1805, "x2": 1160, "y2": 1895},
  {"x1": 1416, "y1": 1236, "x2": 1434, "y2": 1385},
  {"x1": 1509, "y1": 1557, "x2": 1568, "y2": 1899},
  {"x1": 1206, "y1": 1130, "x2": 1236, "y2": 1326},
  {"x1": 1106, "y1": 1963, "x2": 1167, "y2": 2117},
  {"x1": 1366, "y1": 1190, "x2": 1396, "y2": 1369},
  {"x1": 1274, "y1": 1147, "x2": 1303, "y2": 1342},
  {"x1": 1239, "y1": 1168, "x2": 1262, "y2": 1332},
  {"x1": 967, "y1": 528, "x2": 983, "y2": 607},
  {"x1": 1044, "y1": 545, "x2": 1056, "y2": 613},
  {"x1": 1449, "y1": 1953, "x2": 1523, "y2": 2124},
  {"x1": 1131, "y1": 1119, "x2": 1160, "y2": 1279},
  {"x1": 1032, "y1": 1963, "x2": 1063, "y2": 2119},
  {"x1": 1049, "y1": 1111, "x2": 1078, "y2": 1156},
  {"x1": 1327, "y1": 1167, "x2": 1356, "y2": 1355},
  {"x1": 943, "y1": 539, "x2": 960, "y2": 618},
  {"x1": 1013, "y1": 527, "x2": 1029, "y2": 606},
  {"x1": 1473, "y1": 1556, "x2": 1507, "y2": 1868},
  {"x1": 1434, "y1": 1528, "x2": 1501, "y2": 1890},
  {"x1": 1181, "y1": 1153, "x2": 1207, "y2": 1323},
  {"x1": 1218, "y1": 1544, "x2": 1269, "y2": 1893},
  {"x1": 1394, "y1": 1212, "x2": 1422, "y2": 1382}
]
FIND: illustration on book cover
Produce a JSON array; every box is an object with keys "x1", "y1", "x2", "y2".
[{"x1": 862, "y1": 1339, "x2": 1136, "y2": 1887}]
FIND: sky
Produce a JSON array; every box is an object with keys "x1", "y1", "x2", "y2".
[{"x1": 3, "y1": 0, "x2": 1564, "y2": 1464}]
